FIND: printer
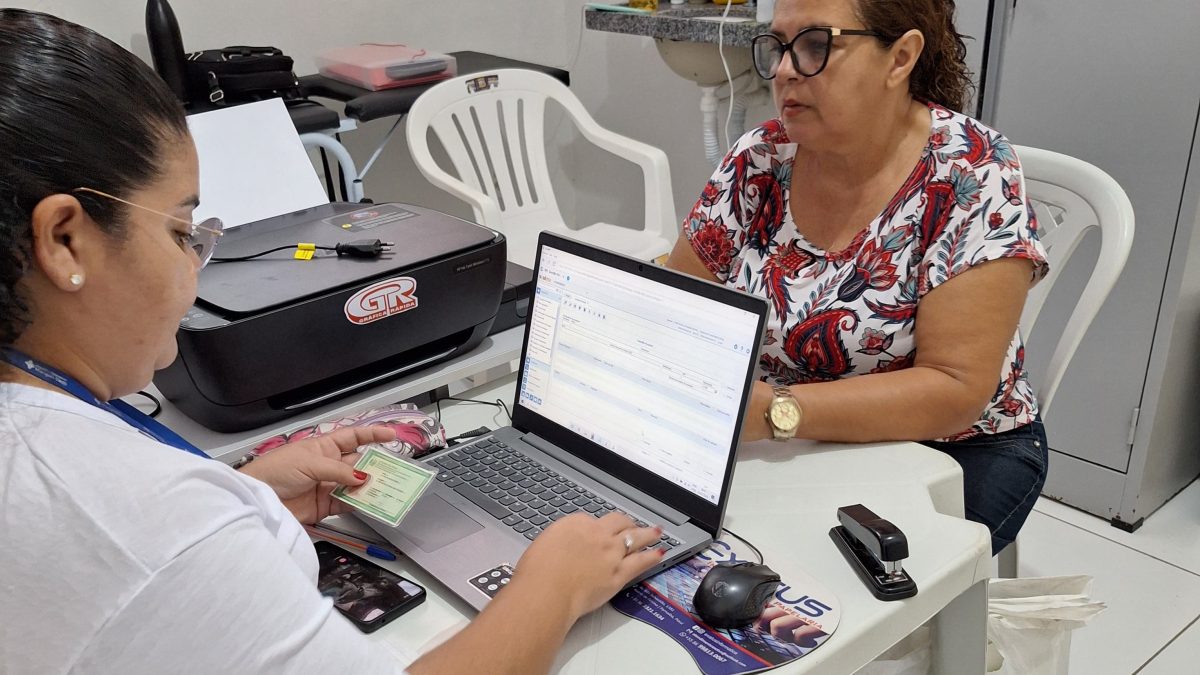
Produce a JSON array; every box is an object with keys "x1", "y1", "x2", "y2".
[{"x1": 155, "y1": 202, "x2": 509, "y2": 432}]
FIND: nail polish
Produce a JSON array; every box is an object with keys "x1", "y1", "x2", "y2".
[{"x1": 353, "y1": 470, "x2": 368, "y2": 480}]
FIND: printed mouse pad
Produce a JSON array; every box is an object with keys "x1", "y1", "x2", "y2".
[{"x1": 610, "y1": 538, "x2": 841, "y2": 675}]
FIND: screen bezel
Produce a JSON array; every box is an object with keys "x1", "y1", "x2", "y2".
[{"x1": 510, "y1": 232, "x2": 768, "y2": 537}]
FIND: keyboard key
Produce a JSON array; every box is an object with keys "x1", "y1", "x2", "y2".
[
  {"x1": 530, "y1": 472, "x2": 547, "y2": 482},
  {"x1": 480, "y1": 469, "x2": 498, "y2": 479},
  {"x1": 561, "y1": 490, "x2": 579, "y2": 501},
  {"x1": 551, "y1": 484, "x2": 570, "y2": 495},
  {"x1": 498, "y1": 495, "x2": 516, "y2": 506},
  {"x1": 479, "y1": 484, "x2": 500, "y2": 495},
  {"x1": 513, "y1": 522, "x2": 533, "y2": 533},
  {"x1": 668, "y1": 538, "x2": 680, "y2": 546},
  {"x1": 488, "y1": 475, "x2": 506, "y2": 485},
  {"x1": 524, "y1": 528, "x2": 541, "y2": 540},
  {"x1": 635, "y1": 520, "x2": 648, "y2": 528},
  {"x1": 495, "y1": 442, "x2": 508, "y2": 449},
  {"x1": 436, "y1": 472, "x2": 451, "y2": 482},
  {"x1": 529, "y1": 515, "x2": 549, "y2": 526},
  {"x1": 519, "y1": 508, "x2": 537, "y2": 519},
  {"x1": 499, "y1": 467, "x2": 516, "y2": 477},
  {"x1": 573, "y1": 496, "x2": 592, "y2": 507},
  {"x1": 583, "y1": 503, "x2": 602, "y2": 514},
  {"x1": 440, "y1": 458, "x2": 461, "y2": 469},
  {"x1": 445, "y1": 478, "x2": 463, "y2": 488},
  {"x1": 538, "y1": 505, "x2": 557, "y2": 516},
  {"x1": 548, "y1": 497, "x2": 567, "y2": 508},
  {"x1": 527, "y1": 499, "x2": 547, "y2": 510},
  {"x1": 453, "y1": 484, "x2": 510, "y2": 520},
  {"x1": 583, "y1": 490, "x2": 596, "y2": 498},
  {"x1": 560, "y1": 504, "x2": 579, "y2": 514},
  {"x1": 517, "y1": 479, "x2": 535, "y2": 489},
  {"x1": 602, "y1": 504, "x2": 616, "y2": 512},
  {"x1": 549, "y1": 511, "x2": 570, "y2": 521},
  {"x1": 529, "y1": 485, "x2": 549, "y2": 496},
  {"x1": 498, "y1": 480, "x2": 518, "y2": 492},
  {"x1": 502, "y1": 514, "x2": 521, "y2": 526},
  {"x1": 469, "y1": 478, "x2": 487, "y2": 488}
]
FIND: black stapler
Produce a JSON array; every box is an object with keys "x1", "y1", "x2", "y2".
[{"x1": 829, "y1": 504, "x2": 918, "y2": 601}]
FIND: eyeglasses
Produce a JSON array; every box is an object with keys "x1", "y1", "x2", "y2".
[
  {"x1": 73, "y1": 187, "x2": 224, "y2": 268},
  {"x1": 751, "y1": 27, "x2": 881, "y2": 80}
]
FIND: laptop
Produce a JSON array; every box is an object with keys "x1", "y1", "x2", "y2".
[{"x1": 362, "y1": 232, "x2": 768, "y2": 610}]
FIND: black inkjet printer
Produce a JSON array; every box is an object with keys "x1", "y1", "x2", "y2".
[{"x1": 155, "y1": 202, "x2": 525, "y2": 432}]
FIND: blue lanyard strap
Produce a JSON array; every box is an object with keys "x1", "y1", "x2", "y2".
[{"x1": 1, "y1": 348, "x2": 209, "y2": 459}]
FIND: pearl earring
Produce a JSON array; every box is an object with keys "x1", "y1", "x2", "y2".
[{"x1": 68, "y1": 273, "x2": 84, "y2": 287}]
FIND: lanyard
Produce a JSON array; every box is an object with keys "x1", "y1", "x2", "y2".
[{"x1": 1, "y1": 348, "x2": 209, "y2": 459}]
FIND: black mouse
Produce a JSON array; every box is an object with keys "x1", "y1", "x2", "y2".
[{"x1": 692, "y1": 561, "x2": 782, "y2": 629}]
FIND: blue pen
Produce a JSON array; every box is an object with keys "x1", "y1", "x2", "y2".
[{"x1": 305, "y1": 525, "x2": 398, "y2": 561}]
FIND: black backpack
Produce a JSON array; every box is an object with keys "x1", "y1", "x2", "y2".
[{"x1": 185, "y1": 46, "x2": 300, "y2": 105}]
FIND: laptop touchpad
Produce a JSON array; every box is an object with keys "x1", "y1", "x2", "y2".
[{"x1": 400, "y1": 494, "x2": 485, "y2": 552}]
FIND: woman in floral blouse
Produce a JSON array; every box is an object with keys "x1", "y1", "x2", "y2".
[{"x1": 667, "y1": 0, "x2": 1049, "y2": 553}]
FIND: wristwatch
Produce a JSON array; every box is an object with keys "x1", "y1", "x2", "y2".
[{"x1": 765, "y1": 386, "x2": 802, "y2": 441}]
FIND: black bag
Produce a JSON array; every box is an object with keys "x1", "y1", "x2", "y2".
[{"x1": 185, "y1": 46, "x2": 300, "y2": 105}]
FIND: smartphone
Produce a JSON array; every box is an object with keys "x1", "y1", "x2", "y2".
[{"x1": 314, "y1": 540, "x2": 426, "y2": 633}]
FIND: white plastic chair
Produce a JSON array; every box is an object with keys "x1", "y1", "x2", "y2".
[
  {"x1": 996, "y1": 145, "x2": 1135, "y2": 577},
  {"x1": 406, "y1": 68, "x2": 677, "y2": 268}
]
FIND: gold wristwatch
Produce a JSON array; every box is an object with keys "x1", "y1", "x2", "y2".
[{"x1": 765, "y1": 386, "x2": 802, "y2": 441}]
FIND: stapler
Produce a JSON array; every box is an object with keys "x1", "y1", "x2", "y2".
[{"x1": 829, "y1": 504, "x2": 918, "y2": 601}]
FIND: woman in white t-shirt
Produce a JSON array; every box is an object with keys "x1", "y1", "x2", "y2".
[
  {"x1": 668, "y1": 0, "x2": 1049, "y2": 555},
  {"x1": 0, "y1": 10, "x2": 661, "y2": 674}
]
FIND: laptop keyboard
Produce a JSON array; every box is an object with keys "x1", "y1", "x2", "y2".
[{"x1": 425, "y1": 437, "x2": 681, "y2": 551}]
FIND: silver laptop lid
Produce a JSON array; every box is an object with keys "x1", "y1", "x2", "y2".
[{"x1": 510, "y1": 233, "x2": 768, "y2": 537}]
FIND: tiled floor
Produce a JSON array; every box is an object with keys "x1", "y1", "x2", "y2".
[{"x1": 1019, "y1": 479, "x2": 1200, "y2": 673}]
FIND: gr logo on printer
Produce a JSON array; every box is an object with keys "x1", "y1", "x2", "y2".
[{"x1": 344, "y1": 277, "x2": 419, "y2": 325}]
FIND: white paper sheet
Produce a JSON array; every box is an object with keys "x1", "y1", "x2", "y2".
[{"x1": 187, "y1": 99, "x2": 329, "y2": 228}]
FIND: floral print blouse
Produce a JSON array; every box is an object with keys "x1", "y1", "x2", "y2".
[{"x1": 683, "y1": 104, "x2": 1049, "y2": 439}]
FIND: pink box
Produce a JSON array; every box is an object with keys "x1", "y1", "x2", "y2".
[{"x1": 315, "y1": 44, "x2": 457, "y2": 91}]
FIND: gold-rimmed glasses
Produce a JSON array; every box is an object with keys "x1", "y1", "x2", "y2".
[{"x1": 73, "y1": 187, "x2": 223, "y2": 267}]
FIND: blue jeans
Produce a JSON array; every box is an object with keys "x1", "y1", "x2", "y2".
[{"x1": 921, "y1": 418, "x2": 1049, "y2": 555}]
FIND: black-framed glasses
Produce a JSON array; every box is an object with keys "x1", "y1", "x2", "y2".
[
  {"x1": 73, "y1": 187, "x2": 224, "y2": 268},
  {"x1": 751, "y1": 27, "x2": 880, "y2": 80}
]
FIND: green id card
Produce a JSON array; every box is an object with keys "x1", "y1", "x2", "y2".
[{"x1": 332, "y1": 446, "x2": 436, "y2": 526}]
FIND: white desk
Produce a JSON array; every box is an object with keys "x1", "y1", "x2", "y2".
[
  {"x1": 345, "y1": 375, "x2": 992, "y2": 675},
  {"x1": 146, "y1": 326, "x2": 524, "y2": 460}
]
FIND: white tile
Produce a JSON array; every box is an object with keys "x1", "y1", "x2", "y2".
[
  {"x1": 1138, "y1": 616, "x2": 1200, "y2": 674},
  {"x1": 1033, "y1": 479, "x2": 1200, "y2": 575},
  {"x1": 1015, "y1": 511, "x2": 1200, "y2": 675}
]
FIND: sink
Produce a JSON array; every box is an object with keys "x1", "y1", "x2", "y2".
[
  {"x1": 585, "y1": 2, "x2": 763, "y2": 85},
  {"x1": 655, "y1": 38, "x2": 752, "y2": 86},
  {"x1": 584, "y1": 2, "x2": 765, "y2": 47}
]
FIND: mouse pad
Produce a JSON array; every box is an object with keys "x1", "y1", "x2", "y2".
[{"x1": 610, "y1": 539, "x2": 841, "y2": 675}]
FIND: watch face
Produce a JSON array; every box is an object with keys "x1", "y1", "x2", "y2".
[{"x1": 770, "y1": 400, "x2": 800, "y2": 430}]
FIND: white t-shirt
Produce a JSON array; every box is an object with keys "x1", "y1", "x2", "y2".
[{"x1": 0, "y1": 383, "x2": 409, "y2": 674}]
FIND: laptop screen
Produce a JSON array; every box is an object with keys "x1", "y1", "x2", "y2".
[{"x1": 516, "y1": 241, "x2": 762, "y2": 506}]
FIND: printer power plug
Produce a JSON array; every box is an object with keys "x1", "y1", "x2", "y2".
[{"x1": 334, "y1": 239, "x2": 394, "y2": 258}]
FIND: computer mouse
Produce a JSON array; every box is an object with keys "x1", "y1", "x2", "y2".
[{"x1": 692, "y1": 561, "x2": 782, "y2": 629}]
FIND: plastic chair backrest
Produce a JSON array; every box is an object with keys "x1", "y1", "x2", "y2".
[
  {"x1": 1015, "y1": 145, "x2": 1134, "y2": 418},
  {"x1": 406, "y1": 69, "x2": 676, "y2": 267}
]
